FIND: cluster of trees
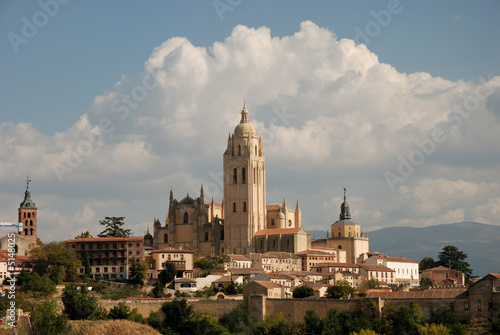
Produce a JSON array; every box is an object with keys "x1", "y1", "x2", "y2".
[{"x1": 194, "y1": 254, "x2": 231, "y2": 270}]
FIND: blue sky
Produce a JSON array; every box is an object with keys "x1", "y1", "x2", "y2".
[{"x1": 1, "y1": 1, "x2": 500, "y2": 244}]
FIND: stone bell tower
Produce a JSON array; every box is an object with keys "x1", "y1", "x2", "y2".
[
  {"x1": 223, "y1": 103, "x2": 266, "y2": 254},
  {"x1": 18, "y1": 175, "x2": 38, "y2": 244}
]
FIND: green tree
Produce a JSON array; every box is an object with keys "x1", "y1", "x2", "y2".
[
  {"x1": 151, "y1": 283, "x2": 166, "y2": 298},
  {"x1": 362, "y1": 278, "x2": 381, "y2": 289},
  {"x1": 254, "y1": 313, "x2": 293, "y2": 335},
  {"x1": 98, "y1": 216, "x2": 131, "y2": 237},
  {"x1": 420, "y1": 276, "x2": 433, "y2": 288},
  {"x1": 30, "y1": 242, "x2": 81, "y2": 284},
  {"x1": 326, "y1": 280, "x2": 355, "y2": 299},
  {"x1": 129, "y1": 259, "x2": 148, "y2": 286},
  {"x1": 428, "y1": 306, "x2": 465, "y2": 335},
  {"x1": 436, "y1": 245, "x2": 474, "y2": 282},
  {"x1": 293, "y1": 285, "x2": 314, "y2": 299},
  {"x1": 418, "y1": 323, "x2": 451, "y2": 335},
  {"x1": 212, "y1": 253, "x2": 231, "y2": 269},
  {"x1": 420, "y1": 257, "x2": 436, "y2": 272},
  {"x1": 219, "y1": 306, "x2": 257, "y2": 334},
  {"x1": 108, "y1": 301, "x2": 131, "y2": 320},
  {"x1": 194, "y1": 257, "x2": 215, "y2": 270},
  {"x1": 147, "y1": 311, "x2": 165, "y2": 332},
  {"x1": 222, "y1": 281, "x2": 242, "y2": 295},
  {"x1": 29, "y1": 300, "x2": 72, "y2": 335},
  {"x1": 382, "y1": 302, "x2": 424, "y2": 335},
  {"x1": 61, "y1": 283, "x2": 100, "y2": 320},
  {"x1": 189, "y1": 313, "x2": 229, "y2": 335},
  {"x1": 75, "y1": 230, "x2": 93, "y2": 239},
  {"x1": 351, "y1": 330, "x2": 378, "y2": 335},
  {"x1": 158, "y1": 261, "x2": 178, "y2": 286},
  {"x1": 161, "y1": 298, "x2": 195, "y2": 334},
  {"x1": 304, "y1": 309, "x2": 323, "y2": 335},
  {"x1": 492, "y1": 318, "x2": 500, "y2": 334},
  {"x1": 20, "y1": 272, "x2": 56, "y2": 297}
]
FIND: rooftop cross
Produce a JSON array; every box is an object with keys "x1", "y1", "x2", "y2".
[{"x1": 26, "y1": 175, "x2": 31, "y2": 189}]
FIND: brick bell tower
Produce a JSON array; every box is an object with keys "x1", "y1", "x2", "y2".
[{"x1": 18, "y1": 175, "x2": 38, "y2": 244}]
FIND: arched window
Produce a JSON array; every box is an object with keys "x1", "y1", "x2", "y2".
[
  {"x1": 232, "y1": 145, "x2": 234, "y2": 156},
  {"x1": 242, "y1": 167, "x2": 246, "y2": 184},
  {"x1": 338, "y1": 245, "x2": 342, "y2": 249},
  {"x1": 25, "y1": 220, "x2": 28, "y2": 226},
  {"x1": 14, "y1": 245, "x2": 18, "y2": 253},
  {"x1": 288, "y1": 219, "x2": 292, "y2": 227},
  {"x1": 29, "y1": 228, "x2": 33, "y2": 235},
  {"x1": 233, "y1": 202, "x2": 236, "y2": 213},
  {"x1": 255, "y1": 145, "x2": 258, "y2": 156},
  {"x1": 260, "y1": 239, "x2": 263, "y2": 249},
  {"x1": 273, "y1": 240, "x2": 276, "y2": 248},
  {"x1": 27, "y1": 213, "x2": 31, "y2": 218},
  {"x1": 24, "y1": 228, "x2": 28, "y2": 235},
  {"x1": 271, "y1": 219, "x2": 275, "y2": 226},
  {"x1": 220, "y1": 229, "x2": 224, "y2": 240},
  {"x1": 338, "y1": 232, "x2": 341, "y2": 237},
  {"x1": 233, "y1": 168, "x2": 237, "y2": 184},
  {"x1": 164, "y1": 234, "x2": 169, "y2": 243},
  {"x1": 243, "y1": 201, "x2": 247, "y2": 212},
  {"x1": 238, "y1": 145, "x2": 241, "y2": 156},
  {"x1": 183, "y1": 212, "x2": 188, "y2": 223},
  {"x1": 287, "y1": 239, "x2": 290, "y2": 247},
  {"x1": 253, "y1": 168, "x2": 256, "y2": 184},
  {"x1": 30, "y1": 220, "x2": 33, "y2": 226},
  {"x1": 23, "y1": 213, "x2": 26, "y2": 218},
  {"x1": 204, "y1": 231, "x2": 209, "y2": 241}
]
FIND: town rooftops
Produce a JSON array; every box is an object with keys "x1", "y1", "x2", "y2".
[
  {"x1": 295, "y1": 249, "x2": 336, "y2": 256},
  {"x1": 310, "y1": 263, "x2": 359, "y2": 268},
  {"x1": 63, "y1": 236, "x2": 143, "y2": 243},
  {"x1": 229, "y1": 254, "x2": 251, "y2": 261},
  {"x1": 151, "y1": 247, "x2": 194, "y2": 254},
  {"x1": 424, "y1": 266, "x2": 459, "y2": 272},
  {"x1": 260, "y1": 252, "x2": 301, "y2": 259},
  {"x1": 365, "y1": 288, "x2": 467, "y2": 299}
]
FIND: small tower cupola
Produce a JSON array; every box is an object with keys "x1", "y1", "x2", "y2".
[
  {"x1": 20, "y1": 176, "x2": 36, "y2": 209},
  {"x1": 339, "y1": 188, "x2": 351, "y2": 220},
  {"x1": 234, "y1": 102, "x2": 256, "y2": 136}
]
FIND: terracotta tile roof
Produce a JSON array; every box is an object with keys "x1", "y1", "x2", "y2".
[
  {"x1": 63, "y1": 237, "x2": 143, "y2": 243},
  {"x1": 261, "y1": 252, "x2": 301, "y2": 259},
  {"x1": 423, "y1": 266, "x2": 456, "y2": 272},
  {"x1": 359, "y1": 264, "x2": 396, "y2": 272},
  {"x1": 254, "y1": 280, "x2": 282, "y2": 289},
  {"x1": 310, "y1": 263, "x2": 359, "y2": 268},
  {"x1": 213, "y1": 275, "x2": 241, "y2": 283},
  {"x1": 366, "y1": 288, "x2": 467, "y2": 299},
  {"x1": 228, "y1": 267, "x2": 263, "y2": 275},
  {"x1": 0, "y1": 250, "x2": 32, "y2": 263},
  {"x1": 266, "y1": 205, "x2": 283, "y2": 210},
  {"x1": 255, "y1": 227, "x2": 301, "y2": 236},
  {"x1": 489, "y1": 274, "x2": 500, "y2": 279},
  {"x1": 295, "y1": 249, "x2": 336, "y2": 256},
  {"x1": 151, "y1": 247, "x2": 194, "y2": 254}
]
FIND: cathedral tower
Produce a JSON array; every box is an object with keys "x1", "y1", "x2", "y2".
[
  {"x1": 18, "y1": 176, "x2": 38, "y2": 243},
  {"x1": 223, "y1": 103, "x2": 266, "y2": 254}
]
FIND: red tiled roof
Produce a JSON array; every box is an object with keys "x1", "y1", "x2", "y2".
[
  {"x1": 359, "y1": 264, "x2": 396, "y2": 272},
  {"x1": 261, "y1": 252, "x2": 301, "y2": 259},
  {"x1": 0, "y1": 250, "x2": 32, "y2": 263},
  {"x1": 151, "y1": 247, "x2": 194, "y2": 254},
  {"x1": 229, "y1": 254, "x2": 251, "y2": 261},
  {"x1": 366, "y1": 288, "x2": 467, "y2": 299},
  {"x1": 63, "y1": 237, "x2": 143, "y2": 243},
  {"x1": 255, "y1": 228, "x2": 301, "y2": 236},
  {"x1": 295, "y1": 249, "x2": 336, "y2": 256},
  {"x1": 310, "y1": 263, "x2": 359, "y2": 268}
]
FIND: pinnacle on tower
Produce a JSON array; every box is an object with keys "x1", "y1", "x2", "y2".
[
  {"x1": 283, "y1": 197, "x2": 287, "y2": 209},
  {"x1": 339, "y1": 187, "x2": 351, "y2": 220},
  {"x1": 296, "y1": 199, "x2": 300, "y2": 211}
]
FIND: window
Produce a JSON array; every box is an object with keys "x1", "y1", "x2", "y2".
[
  {"x1": 477, "y1": 300, "x2": 482, "y2": 312},
  {"x1": 204, "y1": 231, "x2": 209, "y2": 241},
  {"x1": 183, "y1": 212, "x2": 188, "y2": 223},
  {"x1": 271, "y1": 219, "x2": 275, "y2": 226},
  {"x1": 243, "y1": 201, "x2": 247, "y2": 212},
  {"x1": 238, "y1": 145, "x2": 241, "y2": 156},
  {"x1": 253, "y1": 168, "x2": 257, "y2": 184},
  {"x1": 220, "y1": 229, "x2": 224, "y2": 240},
  {"x1": 430, "y1": 303, "x2": 434, "y2": 313},
  {"x1": 255, "y1": 145, "x2": 258, "y2": 156},
  {"x1": 464, "y1": 302, "x2": 469, "y2": 311},
  {"x1": 136, "y1": 243, "x2": 140, "y2": 247},
  {"x1": 233, "y1": 202, "x2": 236, "y2": 213},
  {"x1": 242, "y1": 167, "x2": 246, "y2": 184},
  {"x1": 233, "y1": 168, "x2": 237, "y2": 184},
  {"x1": 450, "y1": 302, "x2": 454, "y2": 312},
  {"x1": 27, "y1": 213, "x2": 31, "y2": 218},
  {"x1": 164, "y1": 233, "x2": 168, "y2": 243},
  {"x1": 338, "y1": 232, "x2": 341, "y2": 237},
  {"x1": 96, "y1": 267, "x2": 100, "y2": 273}
]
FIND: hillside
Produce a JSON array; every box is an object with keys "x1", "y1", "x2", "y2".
[{"x1": 309, "y1": 222, "x2": 500, "y2": 277}]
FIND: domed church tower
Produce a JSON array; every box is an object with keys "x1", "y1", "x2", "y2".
[{"x1": 223, "y1": 103, "x2": 266, "y2": 254}]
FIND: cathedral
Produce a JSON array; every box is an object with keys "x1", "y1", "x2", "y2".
[{"x1": 153, "y1": 103, "x2": 311, "y2": 256}]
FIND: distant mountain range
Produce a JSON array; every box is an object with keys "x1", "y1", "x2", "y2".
[{"x1": 309, "y1": 222, "x2": 500, "y2": 277}]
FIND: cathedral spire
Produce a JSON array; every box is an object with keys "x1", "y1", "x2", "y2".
[
  {"x1": 200, "y1": 184, "x2": 204, "y2": 200},
  {"x1": 240, "y1": 102, "x2": 249, "y2": 123},
  {"x1": 283, "y1": 197, "x2": 287, "y2": 209},
  {"x1": 296, "y1": 199, "x2": 300, "y2": 211},
  {"x1": 169, "y1": 186, "x2": 174, "y2": 203},
  {"x1": 20, "y1": 175, "x2": 36, "y2": 209},
  {"x1": 339, "y1": 187, "x2": 351, "y2": 220}
]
